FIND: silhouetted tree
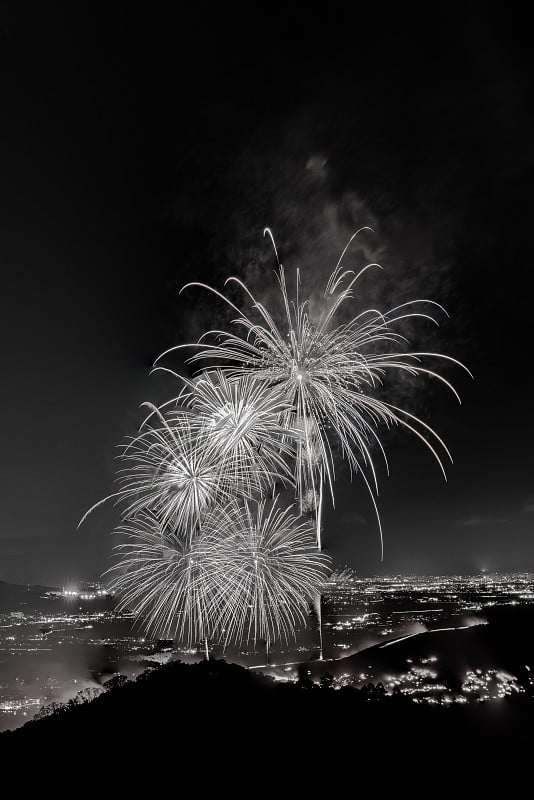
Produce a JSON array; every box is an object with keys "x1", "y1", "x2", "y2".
[
  {"x1": 320, "y1": 671, "x2": 334, "y2": 689},
  {"x1": 297, "y1": 665, "x2": 314, "y2": 689},
  {"x1": 103, "y1": 674, "x2": 128, "y2": 691}
]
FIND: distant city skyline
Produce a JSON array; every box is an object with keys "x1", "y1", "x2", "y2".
[{"x1": 2, "y1": 570, "x2": 533, "y2": 731}]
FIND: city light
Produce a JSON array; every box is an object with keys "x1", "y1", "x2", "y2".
[{"x1": 1, "y1": 571, "x2": 533, "y2": 730}]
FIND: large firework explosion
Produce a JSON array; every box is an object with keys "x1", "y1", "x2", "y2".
[
  {"x1": 200, "y1": 497, "x2": 331, "y2": 649},
  {"x1": 108, "y1": 510, "x2": 218, "y2": 643},
  {"x1": 82, "y1": 357, "x2": 328, "y2": 650},
  {"x1": 80, "y1": 411, "x2": 261, "y2": 538},
  {"x1": 85, "y1": 229, "x2": 467, "y2": 656},
  {"x1": 157, "y1": 228, "x2": 470, "y2": 556},
  {"x1": 152, "y1": 369, "x2": 297, "y2": 493},
  {"x1": 108, "y1": 500, "x2": 330, "y2": 649}
]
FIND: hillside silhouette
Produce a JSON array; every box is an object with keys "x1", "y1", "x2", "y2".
[
  {"x1": 305, "y1": 604, "x2": 534, "y2": 686},
  {"x1": 2, "y1": 655, "x2": 532, "y2": 781}
]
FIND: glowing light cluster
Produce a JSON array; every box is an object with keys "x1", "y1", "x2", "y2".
[{"x1": 462, "y1": 668, "x2": 524, "y2": 701}]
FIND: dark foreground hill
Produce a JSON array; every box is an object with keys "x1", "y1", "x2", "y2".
[
  {"x1": 2, "y1": 657, "x2": 533, "y2": 783},
  {"x1": 305, "y1": 603, "x2": 534, "y2": 684}
]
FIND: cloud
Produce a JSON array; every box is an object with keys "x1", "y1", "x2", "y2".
[
  {"x1": 340, "y1": 511, "x2": 367, "y2": 527},
  {"x1": 457, "y1": 501, "x2": 534, "y2": 527},
  {"x1": 456, "y1": 516, "x2": 510, "y2": 527},
  {"x1": 456, "y1": 516, "x2": 487, "y2": 527}
]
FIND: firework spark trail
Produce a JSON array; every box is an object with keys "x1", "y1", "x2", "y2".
[
  {"x1": 79, "y1": 411, "x2": 261, "y2": 538},
  {"x1": 108, "y1": 500, "x2": 330, "y2": 647},
  {"x1": 148, "y1": 369, "x2": 297, "y2": 493},
  {"x1": 107, "y1": 511, "x2": 220, "y2": 642},
  {"x1": 156, "y1": 228, "x2": 471, "y2": 558},
  {"x1": 201, "y1": 497, "x2": 331, "y2": 649}
]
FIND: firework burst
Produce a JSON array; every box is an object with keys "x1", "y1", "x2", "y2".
[
  {"x1": 156, "y1": 228, "x2": 471, "y2": 556},
  {"x1": 83, "y1": 228, "x2": 468, "y2": 655},
  {"x1": 80, "y1": 410, "x2": 260, "y2": 538},
  {"x1": 151, "y1": 369, "x2": 297, "y2": 492},
  {"x1": 107, "y1": 511, "x2": 219, "y2": 642},
  {"x1": 108, "y1": 500, "x2": 330, "y2": 648},
  {"x1": 205, "y1": 497, "x2": 331, "y2": 649}
]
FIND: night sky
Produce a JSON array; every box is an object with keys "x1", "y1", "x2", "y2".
[{"x1": 1, "y1": 6, "x2": 533, "y2": 585}]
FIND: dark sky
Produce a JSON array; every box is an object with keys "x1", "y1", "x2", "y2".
[{"x1": 1, "y1": 6, "x2": 533, "y2": 584}]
